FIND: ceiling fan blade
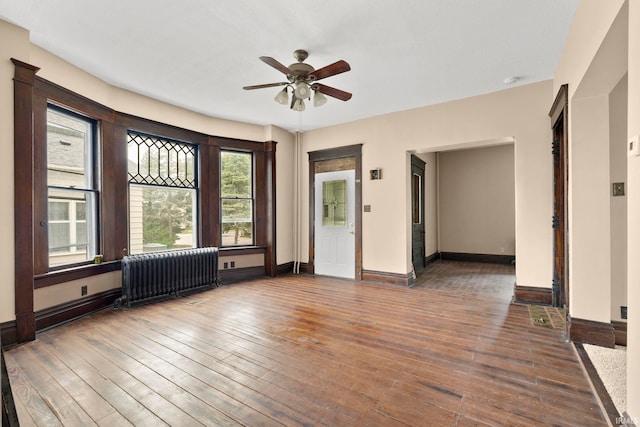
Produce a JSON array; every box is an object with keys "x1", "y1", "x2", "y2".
[
  {"x1": 309, "y1": 60, "x2": 351, "y2": 81},
  {"x1": 314, "y1": 83, "x2": 352, "y2": 101},
  {"x1": 260, "y1": 56, "x2": 293, "y2": 75},
  {"x1": 243, "y1": 82, "x2": 289, "y2": 90}
]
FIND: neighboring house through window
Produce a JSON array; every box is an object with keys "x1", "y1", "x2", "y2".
[{"x1": 47, "y1": 106, "x2": 98, "y2": 267}]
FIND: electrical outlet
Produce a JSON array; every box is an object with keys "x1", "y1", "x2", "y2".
[
  {"x1": 81, "y1": 285, "x2": 87, "y2": 296},
  {"x1": 621, "y1": 306, "x2": 627, "y2": 320}
]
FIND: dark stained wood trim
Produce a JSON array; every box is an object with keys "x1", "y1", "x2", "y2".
[
  {"x1": 362, "y1": 270, "x2": 412, "y2": 287},
  {"x1": 33, "y1": 93, "x2": 49, "y2": 275},
  {"x1": 106, "y1": 124, "x2": 129, "y2": 260},
  {"x1": 219, "y1": 266, "x2": 266, "y2": 284},
  {"x1": 12, "y1": 58, "x2": 39, "y2": 343},
  {"x1": 440, "y1": 252, "x2": 515, "y2": 265},
  {"x1": 513, "y1": 285, "x2": 553, "y2": 305},
  {"x1": 308, "y1": 144, "x2": 363, "y2": 279},
  {"x1": 574, "y1": 342, "x2": 621, "y2": 425},
  {"x1": 253, "y1": 142, "x2": 277, "y2": 277},
  {"x1": 425, "y1": 252, "x2": 439, "y2": 266},
  {"x1": 34, "y1": 77, "x2": 114, "y2": 122},
  {"x1": 298, "y1": 262, "x2": 312, "y2": 274},
  {"x1": 549, "y1": 83, "x2": 569, "y2": 125},
  {"x1": 115, "y1": 113, "x2": 208, "y2": 145},
  {"x1": 611, "y1": 320, "x2": 627, "y2": 346},
  {"x1": 264, "y1": 141, "x2": 277, "y2": 277},
  {"x1": 277, "y1": 262, "x2": 295, "y2": 276},
  {"x1": 200, "y1": 142, "x2": 220, "y2": 248},
  {"x1": 1, "y1": 334, "x2": 19, "y2": 427},
  {"x1": 568, "y1": 316, "x2": 615, "y2": 348},
  {"x1": 0, "y1": 321, "x2": 17, "y2": 349},
  {"x1": 550, "y1": 84, "x2": 569, "y2": 310},
  {"x1": 35, "y1": 289, "x2": 122, "y2": 333},
  {"x1": 34, "y1": 261, "x2": 121, "y2": 289}
]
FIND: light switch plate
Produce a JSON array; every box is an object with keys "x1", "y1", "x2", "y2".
[{"x1": 628, "y1": 135, "x2": 640, "y2": 157}]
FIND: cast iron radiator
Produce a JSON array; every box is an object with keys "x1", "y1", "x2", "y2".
[{"x1": 115, "y1": 247, "x2": 219, "y2": 307}]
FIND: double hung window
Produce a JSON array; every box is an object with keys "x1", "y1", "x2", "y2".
[
  {"x1": 47, "y1": 106, "x2": 98, "y2": 267},
  {"x1": 220, "y1": 151, "x2": 254, "y2": 246}
]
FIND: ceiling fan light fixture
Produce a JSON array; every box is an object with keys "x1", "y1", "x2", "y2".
[
  {"x1": 293, "y1": 98, "x2": 306, "y2": 112},
  {"x1": 294, "y1": 82, "x2": 311, "y2": 99},
  {"x1": 313, "y1": 89, "x2": 327, "y2": 107},
  {"x1": 274, "y1": 87, "x2": 289, "y2": 105}
]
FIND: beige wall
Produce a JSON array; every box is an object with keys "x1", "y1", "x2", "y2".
[
  {"x1": 610, "y1": 75, "x2": 628, "y2": 323},
  {"x1": 438, "y1": 144, "x2": 515, "y2": 256},
  {"x1": 627, "y1": 0, "x2": 640, "y2": 419},
  {"x1": 0, "y1": 21, "x2": 30, "y2": 323},
  {"x1": 302, "y1": 82, "x2": 552, "y2": 283},
  {"x1": 555, "y1": 0, "x2": 639, "y2": 416}
]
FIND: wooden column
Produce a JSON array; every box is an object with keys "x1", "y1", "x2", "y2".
[{"x1": 12, "y1": 59, "x2": 40, "y2": 343}]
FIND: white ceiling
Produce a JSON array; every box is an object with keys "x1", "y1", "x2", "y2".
[{"x1": 0, "y1": 0, "x2": 578, "y2": 132}]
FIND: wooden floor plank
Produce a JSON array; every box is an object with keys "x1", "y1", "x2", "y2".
[{"x1": 5, "y1": 261, "x2": 607, "y2": 426}]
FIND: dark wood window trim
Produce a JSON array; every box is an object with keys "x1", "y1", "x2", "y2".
[
  {"x1": 12, "y1": 59, "x2": 277, "y2": 343},
  {"x1": 308, "y1": 144, "x2": 362, "y2": 279}
]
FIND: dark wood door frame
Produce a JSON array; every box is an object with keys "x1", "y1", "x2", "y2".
[
  {"x1": 411, "y1": 155, "x2": 426, "y2": 274},
  {"x1": 308, "y1": 144, "x2": 362, "y2": 279},
  {"x1": 549, "y1": 84, "x2": 569, "y2": 309}
]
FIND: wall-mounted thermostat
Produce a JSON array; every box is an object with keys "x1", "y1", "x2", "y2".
[{"x1": 628, "y1": 135, "x2": 640, "y2": 157}]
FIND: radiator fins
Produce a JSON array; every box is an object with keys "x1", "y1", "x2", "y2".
[{"x1": 115, "y1": 247, "x2": 219, "y2": 308}]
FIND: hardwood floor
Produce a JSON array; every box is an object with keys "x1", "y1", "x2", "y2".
[{"x1": 5, "y1": 261, "x2": 606, "y2": 426}]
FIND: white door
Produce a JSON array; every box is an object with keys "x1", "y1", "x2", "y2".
[{"x1": 314, "y1": 170, "x2": 355, "y2": 278}]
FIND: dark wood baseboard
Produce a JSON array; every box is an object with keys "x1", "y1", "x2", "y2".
[
  {"x1": 440, "y1": 252, "x2": 515, "y2": 264},
  {"x1": 35, "y1": 288, "x2": 122, "y2": 333},
  {"x1": 425, "y1": 252, "x2": 439, "y2": 266},
  {"x1": 1, "y1": 334, "x2": 19, "y2": 427},
  {"x1": 0, "y1": 321, "x2": 17, "y2": 348},
  {"x1": 362, "y1": 270, "x2": 412, "y2": 287},
  {"x1": 569, "y1": 316, "x2": 615, "y2": 348},
  {"x1": 574, "y1": 342, "x2": 620, "y2": 425},
  {"x1": 612, "y1": 320, "x2": 627, "y2": 346},
  {"x1": 219, "y1": 266, "x2": 265, "y2": 284},
  {"x1": 513, "y1": 285, "x2": 553, "y2": 305},
  {"x1": 277, "y1": 262, "x2": 294, "y2": 276}
]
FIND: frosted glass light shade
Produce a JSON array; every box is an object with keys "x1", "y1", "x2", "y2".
[
  {"x1": 274, "y1": 88, "x2": 289, "y2": 105},
  {"x1": 293, "y1": 98, "x2": 306, "y2": 111},
  {"x1": 313, "y1": 90, "x2": 327, "y2": 107},
  {"x1": 294, "y1": 82, "x2": 311, "y2": 99}
]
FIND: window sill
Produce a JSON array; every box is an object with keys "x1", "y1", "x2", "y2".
[{"x1": 34, "y1": 261, "x2": 121, "y2": 289}]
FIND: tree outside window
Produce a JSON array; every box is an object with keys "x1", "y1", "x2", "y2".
[
  {"x1": 221, "y1": 151, "x2": 253, "y2": 246},
  {"x1": 128, "y1": 132, "x2": 197, "y2": 254}
]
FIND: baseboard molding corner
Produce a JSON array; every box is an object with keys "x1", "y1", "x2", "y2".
[
  {"x1": 513, "y1": 285, "x2": 552, "y2": 305},
  {"x1": 569, "y1": 316, "x2": 615, "y2": 348},
  {"x1": 611, "y1": 320, "x2": 627, "y2": 346},
  {"x1": 362, "y1": 270, "x2": 412, "y2": 287}
]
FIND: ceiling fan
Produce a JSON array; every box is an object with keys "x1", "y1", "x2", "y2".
[{"x1": 243, "y1": 49, "x2": 352, "y2": 111}]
